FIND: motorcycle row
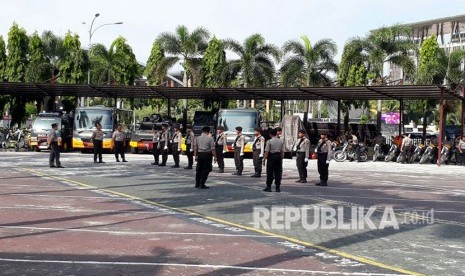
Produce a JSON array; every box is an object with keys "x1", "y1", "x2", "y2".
[
  {"x1": 331, "y1": 138, "x2": 460, "y2": 165},
  {"x1": 0, "y1": 128, "x2": 30, "y2": 151}
]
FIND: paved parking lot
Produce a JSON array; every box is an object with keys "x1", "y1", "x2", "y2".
[{"x1": 0, "y1": 151, "x2": 464, "y2": 275}]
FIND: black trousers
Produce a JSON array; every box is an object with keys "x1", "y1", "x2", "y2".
[
  {"x1": 186, "y1": 144, "x2": 194, "y2": 168},
  {"x1": 49, "y1": 142, "x2": 61, "y2": 166},
  {"x1": 160, "y1": 141, "x2": 168, "y2": 165},
  {"x1": 457, "y1": 151, "x2": 465, "y2": 164},
  {"x1": 114, "y1": 141, "x2": 125, "y2": 160},
  {"x1": 195, "y1": 152, "x2": 212, "y2": 187},
  {"x1": 153, "y1": 144, "x2": 160, "y2": 164},
  {"x1": 172, "y1": 142, "x2": 180, "y2": 166},
  {"x1": 234, "y1": 148, "x2": 244, "y2": 173},
  {"x1": 354, "y1": 144, "x2": 361, "y2": 161},
  {"x1": 216, "y1": 145, "x2": 225, "y2": 170},
  {"x1": 317, "y1": 153, "x2": 329, "y2": 182},
  {"x1": 296, "y1": 152, "x2": 308, "y2": 180},
  {"x1": 266, "y1": 153, "x2": 282, "y2": 188},
  {"x1": 401, "y1": 146, "x2": 412, "y2": 163},
  {"x1": 252, "y1": 149, "x2": 262, "y2": 176},
  {"x1": 93, "y1": 140, "x2": 103, "y2": 162}
]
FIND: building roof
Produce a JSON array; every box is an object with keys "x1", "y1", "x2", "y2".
[
  {"x1": 0, "y1": 82, "x2": 463, "y2": 101},
  {"x1": 405, "y1": 14, "x2": 465, "y2": 36}
]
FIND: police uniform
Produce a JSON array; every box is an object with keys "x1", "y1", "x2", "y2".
[
  {"x1": 263, "y1": 132, "x2": 284, "y2": 192},
  {"x1": 171, "y1": 129, "x2": 182, "y2": 168},
  {"x1": 92, "y1": 129, "x2": 104, "y2": 163},
  {"x1": 252, "y1": 129, "x2": 265, "y2": 177},
  {"x1": 159, "y1": 126, "x2": 169, "y2": 166},
  {"x1": 184, "y1": 126, "x2": 195, "y2": 169},
  {"x1": 295, "y1": 134, "x2": 310, "y2": 183},
  {"x1": 215, "y1": 127, "x2": 227, "y2": 173},
  {"x1": 152, "y1": 128, "x2": 160, "y2": 165},
  {"x1": 316, "y1": 137, "x2": 332, "y2": 186},
  {"x1": 233, "y1": 127, "x2": 246, "y2": 175},
  {"x1": 195, "y1": 128, "x2": 216, "y2": 189},
  {"x1": 401, "y1": 135, "x2": 413, "y2": 163},
  {"x1": 457, "y1": 138, "x2": 465, "y2": 165},
  {"x1": 47, "y1": 125, "x2": 62, "y2": 168},
  {"x1": 113, "y1": 129, "x2": 127, "y2": 162}
]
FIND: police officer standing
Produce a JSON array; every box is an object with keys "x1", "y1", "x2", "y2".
[
  {"x1": 158, "y1": 123, "x2": 169, "y2": 166},
  {"x1": 184, "y1": 125, "x2": 195, "y2": 170},
  {"x1": 92, "y1": 123, "x2": 104, "y2": 163},
  {"x1": 263, "y1": 129, "x2": 284, "y2": 192},
  {"x1": 47, "y1": 123, "x2": 63, "y2": 168},
  {"x1": 349, "y1": 131, "x2": 360, "y2": 162},
  {"x1": 152, "y1": 125, "x2": 161, "y2": 165},
  {"x1": 251, "y1": 127, "x2": 265, "y2": 178},
  {"x1": 316, "y1": 133, "x2": 332, "y2": 186},
  {"x1": 194, "y1": 126, "x2": 217, "y2": 189},
  {"x1": 113, "y1": 124, "x2": 127, "y2": 162},
  {"x1": 295, "y1": 129, "x2": 310, "y2": 183},
  {"x1": 233, "y1": 126, "x2": 246, "y2": 176},
  {"x1": 171, "y1": 125, "x2": 182, "y2": 168},
  {"x1": 400, "y1": 133, "x2": 412, "y2": 164},
  {"x1": 215, "y1": 126, "x2": 227, "y2": 173}
]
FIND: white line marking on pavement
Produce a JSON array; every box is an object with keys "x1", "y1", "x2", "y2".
[
  {"x1": 0, "y1": 206, "x2": 168, "y2": 214},
  {"x1": 0, "y1": 194, "x2": 111, "y2": 199},
  {"x1": 0, "y1": 225, "x2": 275, "y2": 238},
  {"x1": 0, "y1": 258, "x2": 407, "y2": 275}
]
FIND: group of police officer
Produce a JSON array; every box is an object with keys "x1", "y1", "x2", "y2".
[{"x1": 47, "y1": 122, "x2": 333, "y2": 191}]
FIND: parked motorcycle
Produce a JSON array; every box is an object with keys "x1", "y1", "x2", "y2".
[
  {"x1": 384, "y1": 144, "x2": 400, "y2": 162},
  {"x1": 410, "y1": 143, "x2": 426, "y2": 163},
  {"x1": 1, "y1": 129, "x2": 26, "y2": 151},
  {"x1": 333, "y1": 142, "x2": 368, "y2": 162},
  {"x1": 373, "y1": 144, "x2": 389, "y2": 162},
  {"x1": 440, "y1": 143, "x2": 457, "y2": 165},
  {"x1": 419, "y1": 143, "x2": 437, "y2": 164}
]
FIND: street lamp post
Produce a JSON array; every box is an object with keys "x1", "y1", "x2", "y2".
[{"x1": 81, "y1": 13, "x2": 123, "y2": 107}]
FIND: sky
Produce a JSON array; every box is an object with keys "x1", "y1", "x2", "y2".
[{"x1": 1, "y1": 0, "x2": 464, "y2": 69}]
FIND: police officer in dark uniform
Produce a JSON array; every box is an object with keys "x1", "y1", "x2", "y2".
[
  {"x1": 171, "y1": 125, "x2": 182, "y2": 168},
  {"x1": 215, "y1": 126, "x2": 227, "y2": 173},
  {"x1": 233, "y1": 126, "x2": 246, "y2": 176},
  {"x1": 263, "y1": 129, "x2": 284, "y2": 192},
  {"x1": 158, "y1": 123, "x2": 169, "y2": 166},
  {"x1": 184, "y1": 125, "x2": 194, "y2": 170},
  {"x1": 316, "y1": 132, "x2": 332, "y2": 186},
  {"x1": 152, "y1": 125, "x2": 161, "y2": 165},
  {"x1": 251, "y1": 127, "x2": 265, "y2": 178},
  {"x1": 47, "y1": 123, "x2": 63, "y2": 168},
  {"x1": 112, "y1": 124, "x2": 127, "y2": 162},
  {"x1": 194, "y1": 126, "x2": 217, "y2": 189},
  {"x1": 295, "y1": 129, "x2": 310, "y2": 183}
]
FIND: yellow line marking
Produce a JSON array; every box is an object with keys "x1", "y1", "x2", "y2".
[{"x1": 21, "y1": 168, "x2": 424, "y2": 276}]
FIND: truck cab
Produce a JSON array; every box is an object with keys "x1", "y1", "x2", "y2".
[{"x1": 29, "y1": 112, "x2": 73, "y2": 151}]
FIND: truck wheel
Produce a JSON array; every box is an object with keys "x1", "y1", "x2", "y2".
[{"x1": 131, "y1": 147, "x2": 139, "y2": 154}]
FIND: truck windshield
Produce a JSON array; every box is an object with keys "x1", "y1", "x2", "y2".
[
  {"x1": 32, "y1": 117, "x2": 61, "y2": 132},
  {"x1": 75, "y1": 109, "x2": 113, "y2": 131},
  {"x1": 218, "y1": 112, "x2": 257, "y2": 133}
]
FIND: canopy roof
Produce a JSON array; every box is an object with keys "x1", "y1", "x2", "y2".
[{"x1": 0, "y1": 82, "x2": 463, "y2": 101}]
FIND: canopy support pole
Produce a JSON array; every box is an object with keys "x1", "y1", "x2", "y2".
[
  {"x1": 399, "y1": 99, "x2": 404, "y2": 136},
  {"x1": 461, "y1": 87, "x2": 465, "y2": 135},
  {"x1": 438, "y1": 89, "x2": 445, "y2": 167},
  {"x1": 303, "y1": 100, "x2": 309, "y2": 129},
  {"x1": 167, "y1": 98, "x2": 172, "y2": 119},
  {"x1": 337, "y1": 100, "x2": 341, "y2": 137},
  {"x1": 377, "y1": 100, "x2": 382, "y2": 134},
  {"x1": 280, "y1": 100, "x2": 285, "y2": 121},
  {"x1": 182, "y1": 99, "x2": 188, "y2": 131}
]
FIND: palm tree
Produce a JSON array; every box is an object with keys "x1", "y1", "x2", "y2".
[
  {"x1": 224, "y1": 34, "x2": 280, "y2": 88},
  {"x1": 41, "y1": 30, "x2": 64, "y2": 82},
  {"x1": 280, "y1": 35, "x2": 337, "y2": 86},
  {"x1": 280, "y1": 35, "x2": 337, "y2": 118},
  {"x1": 157, "y1": 25, "x2": 210, "y2": 87}
]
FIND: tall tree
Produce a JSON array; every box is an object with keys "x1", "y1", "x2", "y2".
[
  {"x1": 201, "y1": 36, "x2": 227, "y2": 88},
  {"x1": 280, "y1": 35, "x2": 337, "y2": 86},
  {"x1": 0, "y1": 35, "x2": 7, "y2": 117},
  {"x1": 158, "y1": 25, "x2": 210, "y2": 87},
  {"x1": 59, "y1": 32, "x2": 87, "y2": 84},
  {"x1": 145, "y1": 39, "x2": 178, "y2": 86},
  {"x1": 41, "y1": 30, "x2": 65, "y2": 82},
  {"x1": 6, "y1": 23, "x2": 29, "y2": 127},
  {"x1": 224, "y1": 34, "x2": 280, "y2": 88},
  {"x1": 25, "y1": 32, "x2": 49, "y2": 82},
  {"x1": 90, "y1": 36, "x2": 139, "y2": 85}
]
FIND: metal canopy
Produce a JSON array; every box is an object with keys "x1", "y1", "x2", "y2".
[{"x1": 0, "y1": 82, "x2": 463, "y2": 101}]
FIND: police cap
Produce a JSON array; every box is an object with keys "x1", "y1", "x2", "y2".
[
  {"x1": 298, "y1": 129, "x2": 306, "y2": 134},
  {"x1": 275, "y1": 127, "x2": 282, "y2": 132},
  {"x1": 254, "y1": 127, "x2": 262, "y2": 132},
  {"x1": 51, "y1": 123, "x2": 58, "y2": 128},
  {"x1": 235, "y1": 126, "x2": 243, "y2": 131},
  {"x1": 217, "y1": 126, "x2": 224, "y2": 131}
]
